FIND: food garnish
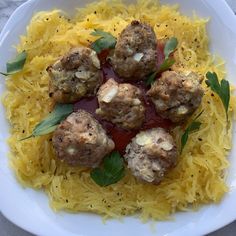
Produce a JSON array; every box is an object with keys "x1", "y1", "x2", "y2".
[
  {"x1": 181, "y1": 111, "x2": 203, "y2": 153},
  {"x1": 91, "y1": 29, "x2": 117, "y2": 53},
  {"x1": 90, "y1": 151, "x2": 125, "y2": 187},
  {"x1": 21, "y1": 104, "x2": 73, "y2": 140},
  {"x1": 206, "y1": 72, "x2": 230, "y2": 120},
  {"x1": 146, "y1": 37, "x2": 178, "y2": 85},
  {"x1": 0, "y1": 51, "x2": 27, "y2": 76},
  {"x1": 164, "y1": 37, "x2": 178, "y2": 60}
]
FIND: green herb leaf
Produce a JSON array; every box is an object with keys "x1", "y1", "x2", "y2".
[
  {"x1": 157, "y1": 58, "x2": 175, "y2": 74},
  {"x1": 90, "y1": 151, "x2": 125, "y2": 187},
  {"x1": 164, "y1": 37, "x2": 178, "y2": 59},
  {"x1": 205, "y1": 72, "x2": 230, "y2": 120},
  {"x1": 91, "y1": 29, "x2": 117, "y2": 54},
  {"x1": 0, "y1": 51, "x2": 27, "y2": 76},
  {"x1": 188, "y1": 121, "x2": 201, "y2": 132},
  {"x1": 90, "y1": 168, "x2": 110, "y2": 187},
  {"x1": 145, "y1": 71, "x2": 157, "y2": 86},
  {"x1": 145, "y1": 58, "x2": 175, "y2": 86},
  {"x1": 145, "y1": 38, "x2": 178, "y2": 86},
  {"x1": 21, "y1": 104, "x2": 73, "y2": 140},
  {"x1": 181, "y1": 111, "x2": 203, "y2": 153}
]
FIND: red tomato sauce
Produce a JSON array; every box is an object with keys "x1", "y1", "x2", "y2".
[{"x1": 74, "y1": 44, "x2": 172, "y2": 153}]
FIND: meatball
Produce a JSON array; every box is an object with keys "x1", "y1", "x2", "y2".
[
  {"x1": 124, "y1": 128, "x2": 178, "y2": 184},
  {"x1": 47, "y1": 47, "x2": 102, "y2": 103},
  {"x1": 96, "y1": 79, "x2": 145, "y2": 129},
  {"x1": 111, "y1": 20, "x2": 157, "y2": 80},
  {"x1": 147, "y1": 71, "x2": 204, "y2": 122},
  {"x1": 52, "y1": 110, "x2": 114, "y2": 167}
]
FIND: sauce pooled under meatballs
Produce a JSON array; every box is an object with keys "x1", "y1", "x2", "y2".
[
  {"x1": 52, "y1": 110, "x2": 114, "y2": 167},
  {"x1": 47, "y1": 47, "x2": 102, "y2": 103},
  {"x1": 124, "y1": 128, "x2": 178, "y2": 183},
  {"x1": 111, "y1": 20, "x2": 157, "y2": 80},
  {"x1": 147, "y1": 71, "x2": 204, "y2": 122}
]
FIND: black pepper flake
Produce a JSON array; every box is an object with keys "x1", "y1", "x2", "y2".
[
  {"x1": 22, "y1": 130, "x2": 25, "y2": 133},
  {"x1": 174, "y1": 19, "x2": 177, "y2": 21},
  {"x1": 49, "y1": 92, "x2": 53, "y2": 98},
  {"x1": 198, "y1": 138, "x2": 202, "y2": 141},
  {"x1": 211, "y1": 93, "x2": 214, "y2": 97},
  {"x1": 46, "y1": 18, "x2": 49, "y2": 21},
  {"x1": 90, "y1": 204, "x2": 93, "y2": 208},
  {"x1": 207, "y1": 101, "x2": 210, "y2": 104},
  {"x1": 94, "y1": 11, "x2": 97, "y2": 14},
  {"x1": 107, "y1": 205, "x2": 111, "y2": 208},
  {"x1": 87, "y1": 18, "x2": 89, "y2": 22},
  {"x1": 49, "y1": 138, "x2": 52, "y2": 142},
  {"x1": 191, "y1": 175, "x2": 194, "y2": 177},
  {"x1": 66, "y1": 199, "x2": 68, "y2": 203},
  {"x1": 41, "y1": 170, "x2": 45, "y2": 173},
  {"x1": 56, "y1": 30, "x2": 59, "y2": 33},
  {"x1": 56, "y1": 186, "x2": 58, "y2": 188}
]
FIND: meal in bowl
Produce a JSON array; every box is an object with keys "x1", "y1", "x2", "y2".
[{"x1": 2, "y1": 0, "x2": 236, "y2": 221}]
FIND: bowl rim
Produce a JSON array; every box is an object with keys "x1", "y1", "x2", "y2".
[{"x1": 0, "y1": 0, "x2": 236, "y2": 236}]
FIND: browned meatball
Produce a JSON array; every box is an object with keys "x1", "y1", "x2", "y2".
[
  {"x1": 96, "y1": 79, "x2": 145, "y2": 129},
  {"x1": 47, "y1": 47, "x2": 102, "y2": 103},
  {"x1": 52, "y1": 110, "x2": 114, "y2": 167},
  {"x1": 147, "y1": 71, "x2": 204, "y2": 122},
  {"x1": 124, "y1": 128, "x2": 178, "y2": 184},
  {"x1": 111, "y1": 20, "x2": 157, "y2": 80}
]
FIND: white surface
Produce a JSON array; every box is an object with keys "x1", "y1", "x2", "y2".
[{"x1": 0, "y1": 0, "x2": 236, "y2": 236}]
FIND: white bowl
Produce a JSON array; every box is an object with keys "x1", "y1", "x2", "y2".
[{"x1": 0, "y1": 0, "x2": 236, "y2": 235}]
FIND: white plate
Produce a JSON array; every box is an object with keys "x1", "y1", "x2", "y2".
[{"x1": 0, "y1": 0, "x2": 236, "y2": 235}]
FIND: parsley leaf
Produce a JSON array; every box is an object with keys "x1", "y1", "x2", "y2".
[
  {"x1": 157, "y1": 58, "x2": 175, "y2": 74},
  {"x1": 145, "y1": 37, "x2": 178, "y2": 86},
  {"x1": 90, "y1": 151, "x2": 125, "y2": 187},
  {"x1": 91, "y1": 29, "x2": 117, "y2": 54},
  {"x1": 181, "y1": 111, "x2": 203, "y2": 153},
  {"x1": 205, "y1": 72, "x2": 230, "y2": 120},
  {"x1": 0, "y1": 51, "x2": 27, "y2": 76},
  {"x1": 145, "y1": 71, "x2": 157, "y2": 86},
  {"x1": 164, "y1": 37, "x2": 178, "y2": 59},
  {"x1": 21, "y1": 104, "x2": 73, "y2": 140}
]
